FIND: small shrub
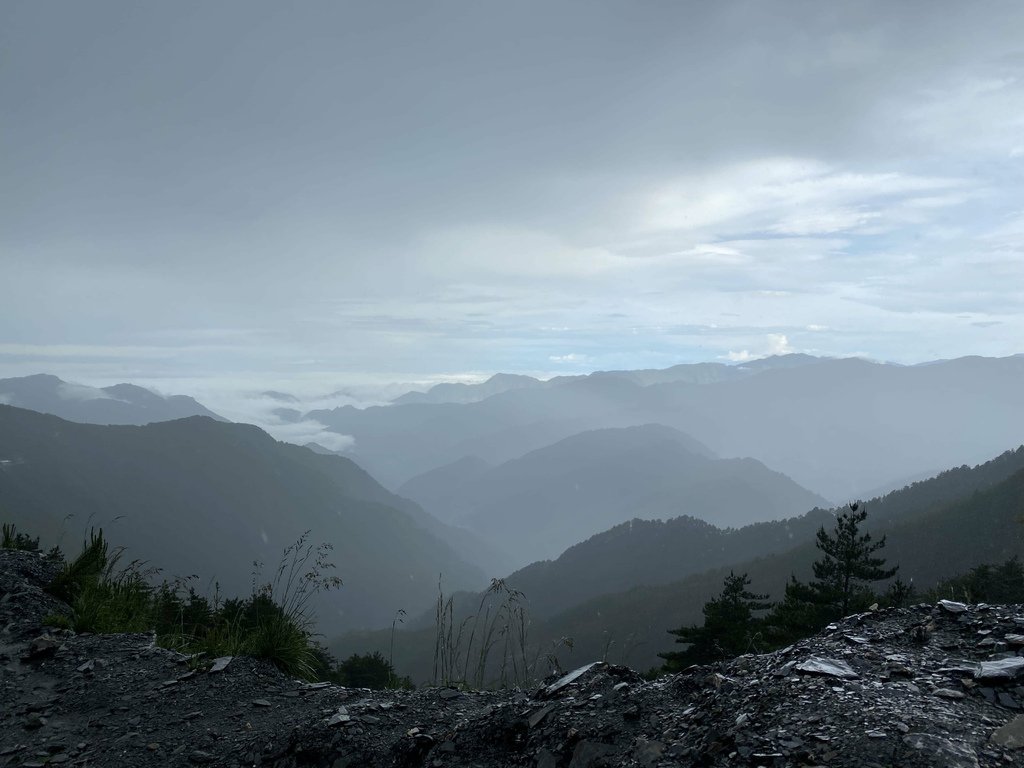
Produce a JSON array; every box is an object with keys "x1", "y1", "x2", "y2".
[
  {"x1": 26, "y1": 523, "x2": 352, "y2": 682},
  {"x1": 70, "y1": 571, "x2": 154, "y2": 634},
  {"x1": 47, "y1": 529, "x2": 112, "y2": 603},
  {"x1": 1, "y1": 523, "x2": 39, "y2": 551},
  {"x1": 43, "y1": 613, "x2": 73, "y2": 630},
  {"x1": 333, "y1": 651, "x2": 413, "y2": 690},
  {"x1": 244, "y1": 609, "x2": 317, "y2": 679}
]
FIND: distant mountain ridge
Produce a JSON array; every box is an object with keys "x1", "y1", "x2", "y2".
[
  {"x1": 388, "y1": 354, "x2": 826, "y2": 406},
  {"x1": 0, "y1": 373, "x2": 223, "y2": 425},
  {"x1": 309, "y1": 354, "x2": 1024, "y2": 501},
  {"x1": 336, "y1": 444, "x2": 1024, "y2": 679},
  {"x1": 495, "y1": 444, "x2": 1024, "y2": 620},
  {"x1": 399, "y1": 423, "x2": 828, "y2": 566},
  {"x1": 392, "y1": 373, "x2": 543, "y2": 405},
  {"x1": 0, "y1": 405, "x2": 490, "y2": 633},
  {"x1": 532, "y1": 445, "x2": 1024, "y2": 672}
]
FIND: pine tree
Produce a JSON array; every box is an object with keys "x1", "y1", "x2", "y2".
[
  {"x1": 660, "y1": 571, "x2": 771, "y2": 670},
  {"x1": 811, "y1": 503, "x2": 898, "y2": 616},
  {"x1": 768, "y1": 503, "x2": 897, "y2": 643}
]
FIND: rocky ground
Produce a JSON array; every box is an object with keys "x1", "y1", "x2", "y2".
[{"x1": 3, "y1": 549, "x2": 1024, "y2": 767}]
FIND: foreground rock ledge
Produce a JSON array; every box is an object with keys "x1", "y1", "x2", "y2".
[{"x1": 3, "y1": 551, "x2": 1024, "y2": 767}]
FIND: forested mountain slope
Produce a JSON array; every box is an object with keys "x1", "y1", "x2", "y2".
[
  {"x1": 338, "y1": 446, "x2": 1024, "y2": 680},
  {"x1": 0, "y1": 405, "x2": 486, "y2": 633},
  {"x1": 311, "y1": 355, "x2": 1024, "y2": 502},
  {"x1": 401, "y1": 424, "x2": 826, "y2": 566}
]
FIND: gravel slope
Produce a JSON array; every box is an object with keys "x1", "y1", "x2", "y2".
[{"x1": 3, "y1": 549, "x2": 1024, "y2": 767}]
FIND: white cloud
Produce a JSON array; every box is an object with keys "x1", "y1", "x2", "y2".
[
  {"x1": 56, "y1": 382, "x2": 113, "y2": 401},
  {"x1": 639, "y1": 158, "x2": 969, "y2": 238},
  {"x1": 265, "y1": 420, "x2": 355, "y2": 453},
  {"x1": 725, "y1": 333, "x2": 795, "y2": 362},
  {"x1": 898, "y1": 75, "x2": 1024, "y2": 156}
]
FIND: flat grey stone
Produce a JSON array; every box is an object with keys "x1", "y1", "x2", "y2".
[
  {"x1": 794, "y1": 656, "x2": 858, "y2": 679},
  {"x1": 545, "y1": 662, "x2": 604, "y2": 696},
  {"x1": 903, "y1": 733, "x2": 978, "y2": 768},
  {"x1": 974, "y1": 657, "x2": 1024, "y2": 680},
  {"x1": 990, "y1": 715, "x2": 1024, "y2": 749},
  {"x1": 208, "y1": 656, "x2": 232, "y2": 673}
]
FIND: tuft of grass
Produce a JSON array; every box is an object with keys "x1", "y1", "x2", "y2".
[
  {"x1": 243, "y1": 610, "x2": 317, "y2": 679},
  {"x1": 433, "y1": 577, "x2": 539, "y2": 690},
  {"x1": 47, "y1": 528, "x2": 113, "y2": 603},
  {"x1": 2, "y1": 522, "x2": 40, "y2": 551},
  {"x1": 69, "y1": 570, "x2": 155, "y2": 634},
  {"x1": 43, "y1": 612, "x2": 73, "y2": 630}
]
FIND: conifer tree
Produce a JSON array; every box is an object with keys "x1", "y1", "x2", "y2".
[
  {"x1": 811, "y1": 503, "x2": 898, "y2": 615},
  {"x1": 769, "y1": 503, "x2": 897, "y2": 643},
  {"x1": 660, "y1": 571, "x2": 770, "y2": 670}
]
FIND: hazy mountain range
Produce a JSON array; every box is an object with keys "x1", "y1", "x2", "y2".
[
  {"x1": 391, "y1": 354, "x2": 825, "y2": 406},
  {"x1": 399, "y1": 424, "x2": 828, "y2": 566},
  {"x1": 309, "y1": 354, "x2": 1024, "y2": 502},
  {"x1": 0, "y1": 374, "x2": 223, "y2": 425},
  {"x1": 336, "y1": 444, "x2": 1024, "y2": 681},
  {"x1": 0, "y1": 405, "x2": 492, "y2": 633},
  {"x1": 4, "y1": 353, "x2": 1024, "y2": 667}
]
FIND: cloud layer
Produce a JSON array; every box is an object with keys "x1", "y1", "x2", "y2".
[{"x1": 1, "y1": 1, "x2": 1022, "y2": 392}]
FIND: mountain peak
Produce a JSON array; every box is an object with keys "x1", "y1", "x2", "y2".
[{"x1": 0, "y1": 373, "x2": 223, "y2": 424}]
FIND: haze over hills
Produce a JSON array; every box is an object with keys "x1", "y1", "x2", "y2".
[
  {"x1": 392, "y1": 373, "x2": 543, "y2": 405},
  {"x1": 532, "y1": 446, "x2": 1024, "y2": 673},
  {"x1": 309, "y1": 354, "x2": 1024, "y2": 502},
  {"x1": 337, "y1": 444, "x2": 1024, "y2": 681},
  {"x1": 487, "y1": 444, "x2": 1024, "y2": 621},
  {"x1": 0, "y1": 405, "x2": 491, "y2": 633},
  {"x1": 0, "y1": 374, "x2": 224, "y2": 425},
  {"x1": 384, "y1": 355, "x2": 827, "y2": 408},
  {"x1": 399, "y1": 424, "x2": 827, "y2": 566}
]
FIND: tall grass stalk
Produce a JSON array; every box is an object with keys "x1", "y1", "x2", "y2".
[{"x1": 433, "y1": 577, "x2": 536, "y2": 689}]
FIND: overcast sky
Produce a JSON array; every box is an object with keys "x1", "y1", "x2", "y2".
[{"x1": 3, "y1": 1, "x2": 1024, "y2": 399}]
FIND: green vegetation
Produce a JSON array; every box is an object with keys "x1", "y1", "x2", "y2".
[
  {"x1": 662, "y1": 505, "x2": 900, "y2": 669},
  {"x1": 0, "y1": 405, "x2": 486, "y2": 637},
  {"x1": 927, "y1": 557, "x2": 1024, "y2": 604},
  {"x1": 2, "y1": 522, "x2": 39, "y2": 551},
  {"x1": 329, "y1": 651, "x2": 413, "y2": 689},
  {"x1": 660, "y1": 571, "x2": 770, "y2": 670},
  {"x1": 27, "y1": 525, "x2": 345, "y2": 680},
  {"x1": 767, "y1": 504, "x2": 898, "y2": 644}
]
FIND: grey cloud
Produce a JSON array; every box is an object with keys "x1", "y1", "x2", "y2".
[{"x1": 1, "y1": 1, "x2": 1022, "y2": 390}]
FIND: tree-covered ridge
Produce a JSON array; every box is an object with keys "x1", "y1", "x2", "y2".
[
  {"x1": 334, "y1": 446, "x2": 1024, "y2": 682},
  {"x1": 434, "y1": 445, "x2": 1024, "y2": 626},
  {"x1": 665, "y1": 505, "x2": 901, "y2": 668},
  {"x1": 534, "y1": 461, "x2": 1024, "y2": 674},
  {"x1": 0, "y1": 405, "x2": 486, "y2": 634}
]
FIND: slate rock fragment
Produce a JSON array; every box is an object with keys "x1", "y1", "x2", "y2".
[
  {"x1": 990, "y1": 715, "x2": 1024, "y2": 749},
  {"x1": 794, "y1": 656, "x2": 858, "y2": 679},
  {"x1": 974, "y1": 657, "x2": 1024, "y2": 681},
  {"x1": 902, "y1": 733, "x2": 979, "y2": 768}
]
